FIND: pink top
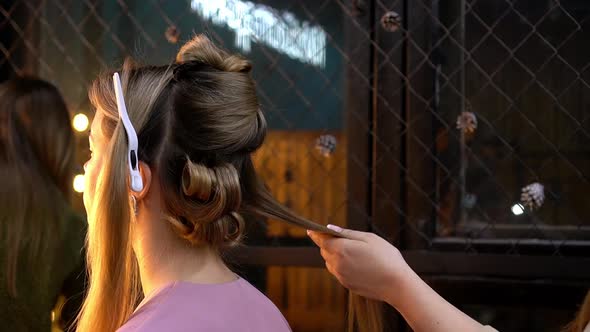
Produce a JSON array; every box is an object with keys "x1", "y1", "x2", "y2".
[{"x1": 117, "y1": 278, "x2": 291, "y2": 332}]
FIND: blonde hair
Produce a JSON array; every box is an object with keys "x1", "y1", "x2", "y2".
[
  {"x1": 562, "y1": 290, "x2": 590, "y2": 332},
  {"x1": 77, "y1": 35, "x2": 383, "y2": 332},
  {"x1": 0, "y1": 77, "x2": 74, "y2": 297}
]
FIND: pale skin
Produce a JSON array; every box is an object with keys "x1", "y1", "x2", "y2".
[
  {"x1": 307, "y1": 225, "x2": 487, "y2": 332},
  {"x1": 84, "y1": 111, "x2": 237, "y2": 298}
]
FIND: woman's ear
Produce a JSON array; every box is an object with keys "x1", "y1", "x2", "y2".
[{"x1": 135, "y1": 161, "x2": 152, "y2": 200}]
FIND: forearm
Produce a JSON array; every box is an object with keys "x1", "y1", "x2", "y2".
[{"x1": 385, "y1": 268, "x2": 484, "y2": 332}]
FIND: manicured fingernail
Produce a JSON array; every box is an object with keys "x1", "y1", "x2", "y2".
[
  {"x1": 306, "y1": 230, "x2": 311, "y2": 236},
  {"x1": 327, "y1": 224, "x2": 343, "y2": 233}
]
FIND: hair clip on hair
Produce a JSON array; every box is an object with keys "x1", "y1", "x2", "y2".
[{"x1": 113, "y1": 72, "x2": 144, "y2": 192}]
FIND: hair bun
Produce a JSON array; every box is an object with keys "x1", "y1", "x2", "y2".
[{"x1": 176, "y1": 35, "x2": 252, "y2": 73}]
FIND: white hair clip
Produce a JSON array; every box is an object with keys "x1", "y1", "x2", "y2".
[{"x1": 113, "y1": 72, "x2": 144, "y2": 192}]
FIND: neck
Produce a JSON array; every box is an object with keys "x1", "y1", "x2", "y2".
[{"x1": 133, "y1": 217, "x2": 236, "y2": 296}]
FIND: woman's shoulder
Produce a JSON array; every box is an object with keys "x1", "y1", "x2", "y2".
[
  {"x1": 232, "y1": 278, "x2": 290, "y2": 319},
  {"x1": 118, "y1": 278, "x2": 291, "y2": 332}
]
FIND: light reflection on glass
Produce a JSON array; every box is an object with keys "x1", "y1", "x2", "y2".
[
  {"x1": 511, "y1": 203, "x2": 525, "y2": 216},
  {"x1": 191, "y1": 0, "x2": 327, "y2": 68}
]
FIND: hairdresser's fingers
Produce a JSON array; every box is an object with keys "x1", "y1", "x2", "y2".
[
  {"x1": 322, "y1": 250, "x2": 341, "y2": 283},
  {"x1": 327, "y1": 224, "x2": 374, "y2": 242},
  {"x1": 307, "y1": 229, "x2": 326, "y2": 247},
  {"x1": 325, "y1": 261, "x2": 338, "y2": 278},
  {"x1": 325, "y1": 262, "x2": 350, "y2": 289},
  {"x1": 307, "y1": 230, "x2": 339, "y2": 251},
  {"x1": 320, "y1": 248, "x2": 339, "y2": 266}
]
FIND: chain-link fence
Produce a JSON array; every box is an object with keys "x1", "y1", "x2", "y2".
[
  {"x1": 367, "y1": 0, "x2": 590, "y2": 258},
  {"x1": 418, "y1": 0, "x2": 590, "y2": 250},
  {"x1": 2, "y1": 0, "x2": 589, "y2": 331}
]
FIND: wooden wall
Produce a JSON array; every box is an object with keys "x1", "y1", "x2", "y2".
[
  {"x1": 253, "y1": 130, "x2": 348, "y2": 331},
  {"x1": 252, "y1": 130, "x2": 348, "y2": 236}
]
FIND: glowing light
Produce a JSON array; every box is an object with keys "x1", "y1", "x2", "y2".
[
  {"x1": 72, "y1": 113, "x2": 89, "y2": 132},
  {"x1": 73, "y1": 174, "x2": 85, "y2": 193},
  {"x1": 511, "y1": 203, "x2": 524, "y2": 216},
  {"x1": 191, "y1": 0, "x2": 327, "y2": 68}
]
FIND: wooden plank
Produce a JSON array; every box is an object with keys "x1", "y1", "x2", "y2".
[
  {"x1": 248, "y1": 110, "x2": 360, "y2": 331},
  {"x1": 431, "y1": 237, "x2": 590, "y2": 256},
  {"x1": 426, "y1": 276, "x2": 588, "y2": 308},
  {"x1": 298, "y1": 134, "x2": 312, "y2": 238},
  {"x1": 265, "y1": 266, "x2": 285, "y2": 309},
  {"x1": 407, "y1": 251, "x2": 590, "y2": 280},
  {"x1": 402, "y1": 0, "x2": 437, "y2": 248},
  {"x1": 372, "y1": 0, "x2": 405, "y2": 245},
  {"x1": 253, "y1": 131, "x2": 348, "y2": 236},
  {"x1": 264, "y1": 264, "x2": 347, "y2": 332},
  {"x1": 231, "y1": 246, "x2": 590, "y2": 281},
  {"x1": 373, "y1": 2, "x2": 408, "y2": 329},
  {"x1": 345, "y1": 0, "x2": 374, "y2": 232}
]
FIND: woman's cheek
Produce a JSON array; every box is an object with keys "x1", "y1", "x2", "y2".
[{"x1": 83, "y1": 159, "x2": 98, "y2": 213}]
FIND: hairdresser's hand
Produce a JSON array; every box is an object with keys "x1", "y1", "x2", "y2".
[
  {"x1": 309, "y1": 225, "x2": 490, "y2": 332},
  {"x1": 307, "y1": 225, "x2": 411, "y2": 306}
]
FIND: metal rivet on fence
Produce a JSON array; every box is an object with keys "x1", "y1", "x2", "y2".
[
  {"x1": 165, "y1": 25, "x2": 180, "y2": 44},
  {"x1": 456, "y1": 111, "x2": 478, "y2": 134},
  {"x1": 521, "y1": 182, "x2": 545, "y2": 210},
  {"x1": 462, "y1": 193, "x2": 477, "y2": 209},
  {"x1": 315, "y1": 134, "x2": 337, "y2": 157},
  {"x1": 381, "y1": 11, "x2": 401, "y2": 32}
]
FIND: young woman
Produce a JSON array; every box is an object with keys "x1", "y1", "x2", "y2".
[
  {"x1": 77, "y1": 35, "x2": 344, "y2": 332},
  {"x1": 0, "y1": 77, "x2": 86, "y2": 331}
]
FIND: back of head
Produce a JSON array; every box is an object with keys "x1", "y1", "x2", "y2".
[
  {"x1": 0, "y1": 77, "x2": 75, "y2": 297},
  {"x1": 79, "y1": 35, "x2": 341, "y2": 332},
  {"x1": 87, "y1": 35, "x2": 265, "y2": 248}
]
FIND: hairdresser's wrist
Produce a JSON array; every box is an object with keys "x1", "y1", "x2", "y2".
[{"x1": 382, "y1": 259, "x2": 420, "y2": 309}]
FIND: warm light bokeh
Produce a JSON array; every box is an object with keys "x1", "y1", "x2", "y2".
[
  {"x1": 73, "y1": 174, "x2": 85, "y2": 193},
  {"x1": 72, "y1": 113, "x2": 89, "y2": 132}
]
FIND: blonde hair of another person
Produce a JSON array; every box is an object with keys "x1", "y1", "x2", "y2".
[
  {"x1": 75, "y1": 35, "x2": 383, "y2": 332},
  {"x1": 563, "y1": 290, "x2": 590, "y2": 332},
  {"x1": 0, "y1": 77, "x2": 74, "y2": 297}
]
